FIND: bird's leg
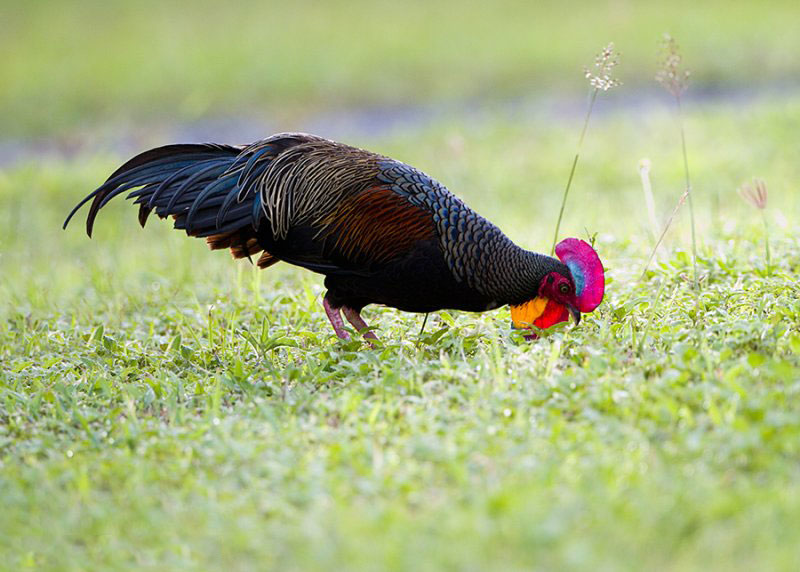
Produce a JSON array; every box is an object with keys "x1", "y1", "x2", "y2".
[
  {"x1": 342, "y1": 307, "x2": 379, "y2": 341},
  {"x1": 322, "y1": 296, "x2": 349, "y2": 340}
]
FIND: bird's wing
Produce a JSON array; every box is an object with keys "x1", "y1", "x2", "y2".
[
  {"x1": 373, "y1": 158, "x2": 511, "y2": 292},
  {"x1": 245, "y1": 140, "x2": 440, "y2": 273}
]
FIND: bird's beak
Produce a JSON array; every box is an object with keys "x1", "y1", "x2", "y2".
[{"x1": 568, "y1": 304, "x2": 581, "y2": 325}]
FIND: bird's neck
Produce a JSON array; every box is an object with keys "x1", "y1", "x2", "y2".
[
  {"x1": 507, "y1": 247, "x2": 564, "y2": 303},
  {"x1": 462, "y1": 234, "x2": 563, "y2": 305},
  {"x1": 441, "y1": 213, "x2": 564, "y2": 305}
]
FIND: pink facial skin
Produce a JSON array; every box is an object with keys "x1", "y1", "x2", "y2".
[{"x1": 555, "y1": 238, "x2": 605, "y2": 313}]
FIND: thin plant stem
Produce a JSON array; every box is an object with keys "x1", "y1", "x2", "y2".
[
  {"x1": 761, "y1": 211, "x2": 771, "y2": 276},
  {"x1": 640, "y1": 188, "x2": 689, "y2": 280},
  {"x1": 551, "y1": 88, "x2": 598, "y2": 255},
  {"x1": 637, "y1": 279, "x2": 673, "y2": 353},
  {"x1": 419, "y1": 312, "x2": 429, "y2": 336},
  {"x1": 415, "y1": 312, "x2": 430, "y2": 348},
  {"x1": 676, "y1": 97, "x2": 698, "y2": 289}
]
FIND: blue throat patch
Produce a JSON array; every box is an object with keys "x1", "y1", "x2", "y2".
[{"x1": 566, "y1": 260, "x2": 586, "y2": 296}]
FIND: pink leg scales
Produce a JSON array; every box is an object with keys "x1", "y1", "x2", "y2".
[
  {"x1": 323, "y1": 296, "x2": 349, "y2": 339},
  {"x1": 342, "y1": 307, "x2": 378, "y2": 340}
]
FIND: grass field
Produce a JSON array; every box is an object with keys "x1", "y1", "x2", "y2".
[
  {"x1": 3, "y1": 2, "x2": 800, "y2": 570},
  {"x1": 3, "y1": 97, "x2": 800, "y2": 570}
]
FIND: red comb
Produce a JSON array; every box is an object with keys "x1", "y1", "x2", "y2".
[{"x1": 555, "y1": 238, "x2": 605, "y2": 313}]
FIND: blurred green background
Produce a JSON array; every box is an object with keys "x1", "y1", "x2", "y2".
[
  {"x1": 3, "y1": 2, "x2": 800, "y2": 570},
  {"x1": 2, "y1": 0, "x2": 799, "y2": 138}
]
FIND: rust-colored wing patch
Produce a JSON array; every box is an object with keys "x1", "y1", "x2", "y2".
[{"x1": 322, "y1": 186, "x2": 436, "y2": 265}]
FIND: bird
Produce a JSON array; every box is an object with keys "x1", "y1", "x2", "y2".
[{"x1": 64, "y1": 132, "x2": 604, "y2": 341}]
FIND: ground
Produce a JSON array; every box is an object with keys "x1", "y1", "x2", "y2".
[{"x1": 2, "y1": 2, "x2": 800, "y2": 570}]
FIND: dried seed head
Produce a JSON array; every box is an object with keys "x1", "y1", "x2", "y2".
[
  {"x1": 656, "y1": 34, "x2": 690, "y2": 97},
  {"x1": 584, "y1": 42, "x2": 621, "y2": 91},
  {"x1": 738, "y1": 178, "x2": 768, "y2": 210}
]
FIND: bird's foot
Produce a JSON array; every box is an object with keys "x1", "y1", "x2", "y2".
[
  {"x1": 323, "y1": 297, "x2": 378, "y2": 345},
  {"x1": 342, "y1": 307, "x2": 379, "y2": 345},
  {"x1": 323, "y1": 296, "x2": 350, "y2": 340}
]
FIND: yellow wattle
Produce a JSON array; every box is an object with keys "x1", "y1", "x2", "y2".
[{"x1": 510, "y1": 297, "x2": 549, "y2": 328}]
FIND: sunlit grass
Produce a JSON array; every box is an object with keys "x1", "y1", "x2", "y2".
[{"x1": 2, "y1": 97, "x2": 800, "y2": 569}]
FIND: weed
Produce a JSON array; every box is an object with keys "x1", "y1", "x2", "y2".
[
  {"x1": 551, "y1": 43, "x2": 620, "y2": 254},
  {"x1": 655, "y1": 34, "x2": 698, "y2": 288}
]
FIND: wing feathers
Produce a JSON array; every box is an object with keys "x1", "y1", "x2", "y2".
[{"x1": 322, "y1": 186, "x2": 436, "y2": 265}]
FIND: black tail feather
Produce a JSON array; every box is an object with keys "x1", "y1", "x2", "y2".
[
  {"x1": 164, "y1": 161, "x2": 227, "y2": 212},
  {"x1": 63, "y1": 143, "x2": 244, "y2": 237},
  {"x1": 145, "y1": 162, "x2": 203, "y2": 209},
  {"x1": 64, "y1": 133, "x2": 326, "y2": 268}
]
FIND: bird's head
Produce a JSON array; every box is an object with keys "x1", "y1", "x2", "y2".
[{"x1": 511, "y1": 238, "x2": 605, "y2": 335}]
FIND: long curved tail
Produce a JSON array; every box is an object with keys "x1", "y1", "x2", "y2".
[
  {"x1": 64, "y1": 143, "x2": 249, "y2": 236},
  {"x1": 63, "y1": 140, "x2": 289, "y2": 266}
]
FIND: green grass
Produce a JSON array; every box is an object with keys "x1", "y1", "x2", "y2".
[
  {"x1": 2, "y1": 95, "x2": 800, "y2": 570},
  {"x1": 3, "y1": 0, "x2": 800, "y2": 136}
]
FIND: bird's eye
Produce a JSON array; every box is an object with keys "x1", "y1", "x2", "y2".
[{"x1": 559, "y1": 283, "x2": 569, "y2": 294}]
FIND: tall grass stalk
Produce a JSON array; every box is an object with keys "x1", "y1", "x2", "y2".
[
  {"x1": 655, "y1": 34, "x2": 697, "y2": 288},
  {"x1": 551, "y1": 91, "x2": 597, "y2": 254},
  {"x1": 641, "y1": 188, "x2": 689, "y2": 279},
  {"x1": 550, "y1": 43, "x2": 620, "y2": 254},
  {"x1": 677, "y1": 98, "x2": 698, "y2": 288}
]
